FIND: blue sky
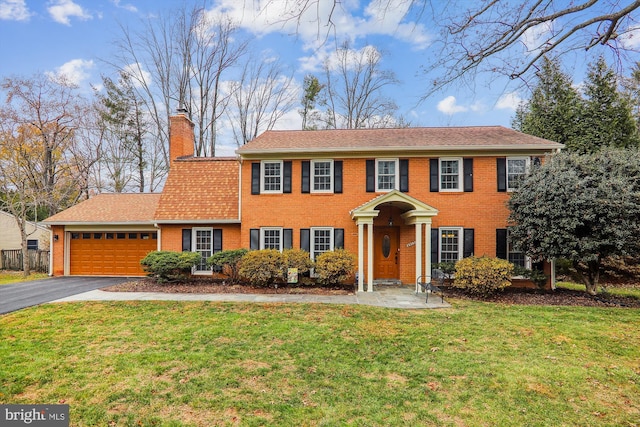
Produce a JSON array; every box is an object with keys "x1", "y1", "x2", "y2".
[{"x1": 1, "y1": 0, "x2": 636, "y2": 155}]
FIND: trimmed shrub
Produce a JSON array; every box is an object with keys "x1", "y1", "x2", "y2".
[
  {"x1": 314, "y1": 249, "x2": 356, "y2": 286},
  {"x1": 207, "y1": 248, "x2": 248, "y2": 283},
  {"x1": 282, "y1": 248, "x2": 315, "y2": 277},
  {"x1": 453, "y1": 256, "x2": 513, "y2": 296},
  {"x1": 239, "y1": 249, "x2": 284, "y2": 287},
  {"x1": 140, "y1": 251, "x2": 201, "y2": 283}
]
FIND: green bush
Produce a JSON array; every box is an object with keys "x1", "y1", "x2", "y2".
[
  {"x1": 314, "y1": 249, "x2": 356, "y2": 286},
  {"x1": 140, "y1": 251, "x2": 201, "y2": 283},
  {"x1": 207, "y1": 248, "x2": 248, "y2": 283},
  {"x1": 282, "y1": 248, "x2": 315, "y2": 278},
  {"x1": 453, "y1": 256, "x2": 513, "y2": 296},
  {"x1": 238, "y1": 249, "x2": 284, "y2": 287}
]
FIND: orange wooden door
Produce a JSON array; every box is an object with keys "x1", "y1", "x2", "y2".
[{"x1": 374, "y1": 226, "x2": 399, "y2": 279}]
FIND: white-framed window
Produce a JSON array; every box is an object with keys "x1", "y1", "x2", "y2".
[
  {"x1": 260, "y1": 227, "x2": 283, "y2": 251},
  {"x1": 506, "y1": 157, "x2": 530, "y2": 191},
  {"x1": 261, "y1": 160, "x2": 283, "y2": 193},
  {"x1": 312, "y1": 159, "x2": 333, "y2": 193},
  {"x1": 311, "y1": 227, "x2": 333, "y2": 260},
  {"x1": 439, "y1": 227, "x2": 463, "y2": 263},
  {"x1": 507, "y1": 229, "x2": 531, "y2": 269},
  {"x1": 376, "y1": 158, "x2": 398, "y2": 192},
  {"x1": 193, "y1": 227, "x2": 213, "y2": 273},
  {"x1": 439, "y1": 158, "x2": 462, "y2": 192}
]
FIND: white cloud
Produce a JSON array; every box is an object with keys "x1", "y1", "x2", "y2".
[
  {"x1": 48, "y1": 0, "x2": 91, "y2": 26},
  {"x1": 496, "y1": 92, "x2": 523, "y2": 110},
  {"x1": 46, "y1": 59, "x2": 94, "y2": 85},
  {"x1": 437, "y1": 96, "x2": 468, "y2": 114},
  {"x1": 619, "y1": 26, "x2": 640, "y2": 49},
  {"x1": 521, "y1": 20, "x2": 554, "y2": 54},
  {"x1": 0, "y1": 0, "x2": 30, "y2": 21},
  {"x1": 111, "y1": 0, "x2": 137, "y2": 13},
  {"x1": 121, "y1": 63, "x2": 153, "y2": 89}
]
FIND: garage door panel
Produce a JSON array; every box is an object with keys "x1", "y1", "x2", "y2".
[{"x1": 70, "y1": 231, "x2": 157, "y2": 276}]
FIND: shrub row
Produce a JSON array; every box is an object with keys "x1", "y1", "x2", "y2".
[{"x1": 141, "y1": 248, "x2": 355, "y2": 287}]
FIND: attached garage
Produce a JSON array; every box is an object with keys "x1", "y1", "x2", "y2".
[{"x1": 69, "y1": 231, "x2": 157, "y2": 276}]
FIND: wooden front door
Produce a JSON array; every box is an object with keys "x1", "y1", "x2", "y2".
[{"x1": 374, "y1": 226, "x2": 399, "y2": 279}]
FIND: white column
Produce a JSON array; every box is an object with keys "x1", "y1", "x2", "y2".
[
  {"x1": 415, "y1": 222, "x2": 423, "y2": 293},
  {"x1": 357, "y1": 222, "x2": 364, "y2": 292},
  {"x1": 367, "y1": 222, "x2": 374, "y2": 292},
  {"x1": 424, "y1": 219, "x2": 432, "y2": 285}
]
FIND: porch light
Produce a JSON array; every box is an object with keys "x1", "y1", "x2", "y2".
[
  {"x1": 54, "y1": 234, "x2": 59, "y2": 241},
  {"x1": 388, "y1": 216, "x2": 393, "y2": 226}
]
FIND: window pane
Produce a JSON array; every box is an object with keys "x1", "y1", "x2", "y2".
[
  {"x1": 312, "y1": 229, "x2": 332, "y2": 259},
  {"x1": 106, "y1": 233, "x2": 114, "y2": 239},
  {"x1": 263, "y1": 229, "x2": 281, "y2": 250},
  {"x1": 195, "y1": 229, "x2": 212, "y2": 271},
  {"x1": 377, "y1": 160, "x2": 396, "y2": 190},
  {"x1": 129, "y1": 233, "x2": 137, "y2": 239},
  {"x1": 263, "y1": 162, "x2": 281, "y2": 191},
  {"x1": 507, "y1": 159, "x2": 527, "y2": 190},
  {"x1": 117, "y1": 233, "x2": 126, "y2": 239},
  {"x1": 508, "y1": 231, "x2": 525, "y2": 267},
  {"x1": 83, "y1": 233, "x2": 91, "y2": 239},
  {"x1": 313, "y1": 161, "x2": 332, "y2": 191},
  {"x1": 440, "y1": 229, "x2": 460, "y2": 263},
  {"x1": 93, "y1": 233, "x2": 102, "y2": 240},
  {"x1": 440, "y1": 160, "x2": 459, "y2": 190},
  {"x1": 27, "y1": 240, "x2": 38, "y2": 250}
]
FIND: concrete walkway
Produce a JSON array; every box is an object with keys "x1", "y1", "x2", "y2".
[{"x1": 53, "y1": 285, "x2": 450, "y2": 310}]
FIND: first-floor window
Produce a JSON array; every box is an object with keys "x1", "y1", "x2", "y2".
[
  {"x1": 440, "y1": 227, "x2": 463, "y2": 263},
  {"x1": 193, "y1": 228, "x2": 212, "y2": 273},
  {"x1": 507, "y1": 230, "x2": 530, "y2": 268},
  {"x1": 261, "y1": 228, "x2": 283, "y2": 251},
  {"x1": 311, "y1": 228, "x2": 333, "y2": 260}
]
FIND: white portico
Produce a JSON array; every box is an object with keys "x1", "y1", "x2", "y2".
[{"x1": 350, "y1": 190, "x2": 439, "y2": 292}]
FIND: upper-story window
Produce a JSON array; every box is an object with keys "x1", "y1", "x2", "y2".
[
  {"x1": 439, "y1": 158, "x2": 462, "y2": 192},
  {"x1": 506, "y1": 157, "x2": 530, "y2": 191},
  {"x1": 376, "y1": 159, "x2": 398, "y2": 192},
  {"x1": 312, "y1": 160, "x2": 333, "y2": 193},
  {"x1": 261, "y1": 161, "x2": 282, "y2": 193}
]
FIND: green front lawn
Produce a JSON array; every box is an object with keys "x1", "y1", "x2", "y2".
[
  {"x1": 0, "y1": 271, "x2": 49, "y2": 285},
  {"x1": 1, "y1": 300, "x2": 639, "y2": 426}
]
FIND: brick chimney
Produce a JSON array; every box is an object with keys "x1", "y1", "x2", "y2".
[{"x1": 169, "y1": 108, "x2": 195, "y2": 165}]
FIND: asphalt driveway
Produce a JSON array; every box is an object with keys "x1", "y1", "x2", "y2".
[{"x1": 0, "y1": 276, "x2": 132, "y2": 315}]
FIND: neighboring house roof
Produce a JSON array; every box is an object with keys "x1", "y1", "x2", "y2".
[
  {"x1": 43, "y1": 193, "x2": 161, "y2": 225},
  {"x1": 0, "y1": 210, "x2": 49, "y2": 231},
  {"x1": 154, "y1": 157, "x2": 240, "y2": 223},
  {"x1": 237, "y1": 126, "x2": 564, "y2": 155}
]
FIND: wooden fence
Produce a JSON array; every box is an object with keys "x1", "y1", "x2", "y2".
[{"x1": 1, "y1": 249, "x2": 50, "y2": 273}]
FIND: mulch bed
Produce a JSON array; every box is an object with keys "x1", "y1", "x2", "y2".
[{"x1": 103, "y1": 277, "x2": 640, "y2": 308}]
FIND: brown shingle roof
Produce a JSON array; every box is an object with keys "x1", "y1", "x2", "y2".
[
  {"x1": 154, "y1": 157, "x2": 239, "y2": 222},
  {"x1": 237, "y1": 126, "x2": 563, "y2": 155},
  {"x1": 44, "y1": 193, "x2": 161, "y2": 224}
]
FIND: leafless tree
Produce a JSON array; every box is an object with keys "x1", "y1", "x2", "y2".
[
  {"x1": 252, "y1": 1, "x2": 640, "y2": 98},
  {"x1": 227, "y1": 57, "x2": 298, "y2": 145},
  {"x1": 322, "y1": 42, "x2": 399, "y2": 129},
  {"x1": 109, "y1": 2, "x2": 248, "y2": 162}
]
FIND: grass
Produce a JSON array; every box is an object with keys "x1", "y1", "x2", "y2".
[
  {"x1": 557, "y1": 281, "x2": 640, "y2": 299},
  {"x1": 0, "y1": 271, "x2": 49, "y2": 285},
  {"x1": 1, "y1": 300, "x2": 639, "y2": 426}
]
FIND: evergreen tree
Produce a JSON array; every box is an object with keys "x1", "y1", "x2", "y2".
[
  {"x1": 299, "y1": 74, "x2": 324, "y2": 130},
  {"x1": 576, "y1": 56, "x2": 640, "y2": 153},
  {"x1": 512, "y1": 57, "x2": 582, "y2": 149}
]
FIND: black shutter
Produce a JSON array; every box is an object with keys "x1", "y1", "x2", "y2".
[
  {"x1": 301, "y1": 161, "x2": 310, "y2": 193},
  {"x1": 431, "y1": 228, "x2": 439, "y2": 264},
  {"x1": 463, "y1": 228, "x2": 474, "y2": 258},
  {"x1": 283, "y1": 229, "x2": 293, "y2": 250},
  {"x1": 400, "y1": 159, "x2": 409, "y2": 192},
  {"x1": 251, "y1": 162, "x2": 261, "y2": 194},
  {"x1": 283, "y1": 161, "x2": 292, "y2": 193},
  {"x1": 182, "y1": 229, "x2": 192, "y2": 252},
  {"x1": 366, "y1": 159, "x2": 375, "y2": 192},
  {"x1": 300, "y1": 229, "x2": 310, "y2": 252},
  {"x1": 334, "y1": 228, "x2": 344, "y2": 249},
  {"x1": 334, "y1": 160, "x2": 343, "y2": 193},
  {"x1": 430, "y1": 159, "x2": 439, "y2": 192},
  {"x1": 250, "y1": 229, "x2": 260, "y2": 250},
  {"x1": 213, "y1": 229, "x2": 223, "y2": 253},
  {"x1": 496, "y1": 229, "x2": 508, "y2": 259},
  {"x1": 497, "y1": 158, "x2": 507, "y2": 192},
  {"x1": 463, "y1": 158, "x2": 473, "y2": 192}
]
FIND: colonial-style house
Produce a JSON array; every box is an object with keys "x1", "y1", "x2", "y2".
[{"x1": 45, "y1": 111, "x2": 563, "y2": 291}]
